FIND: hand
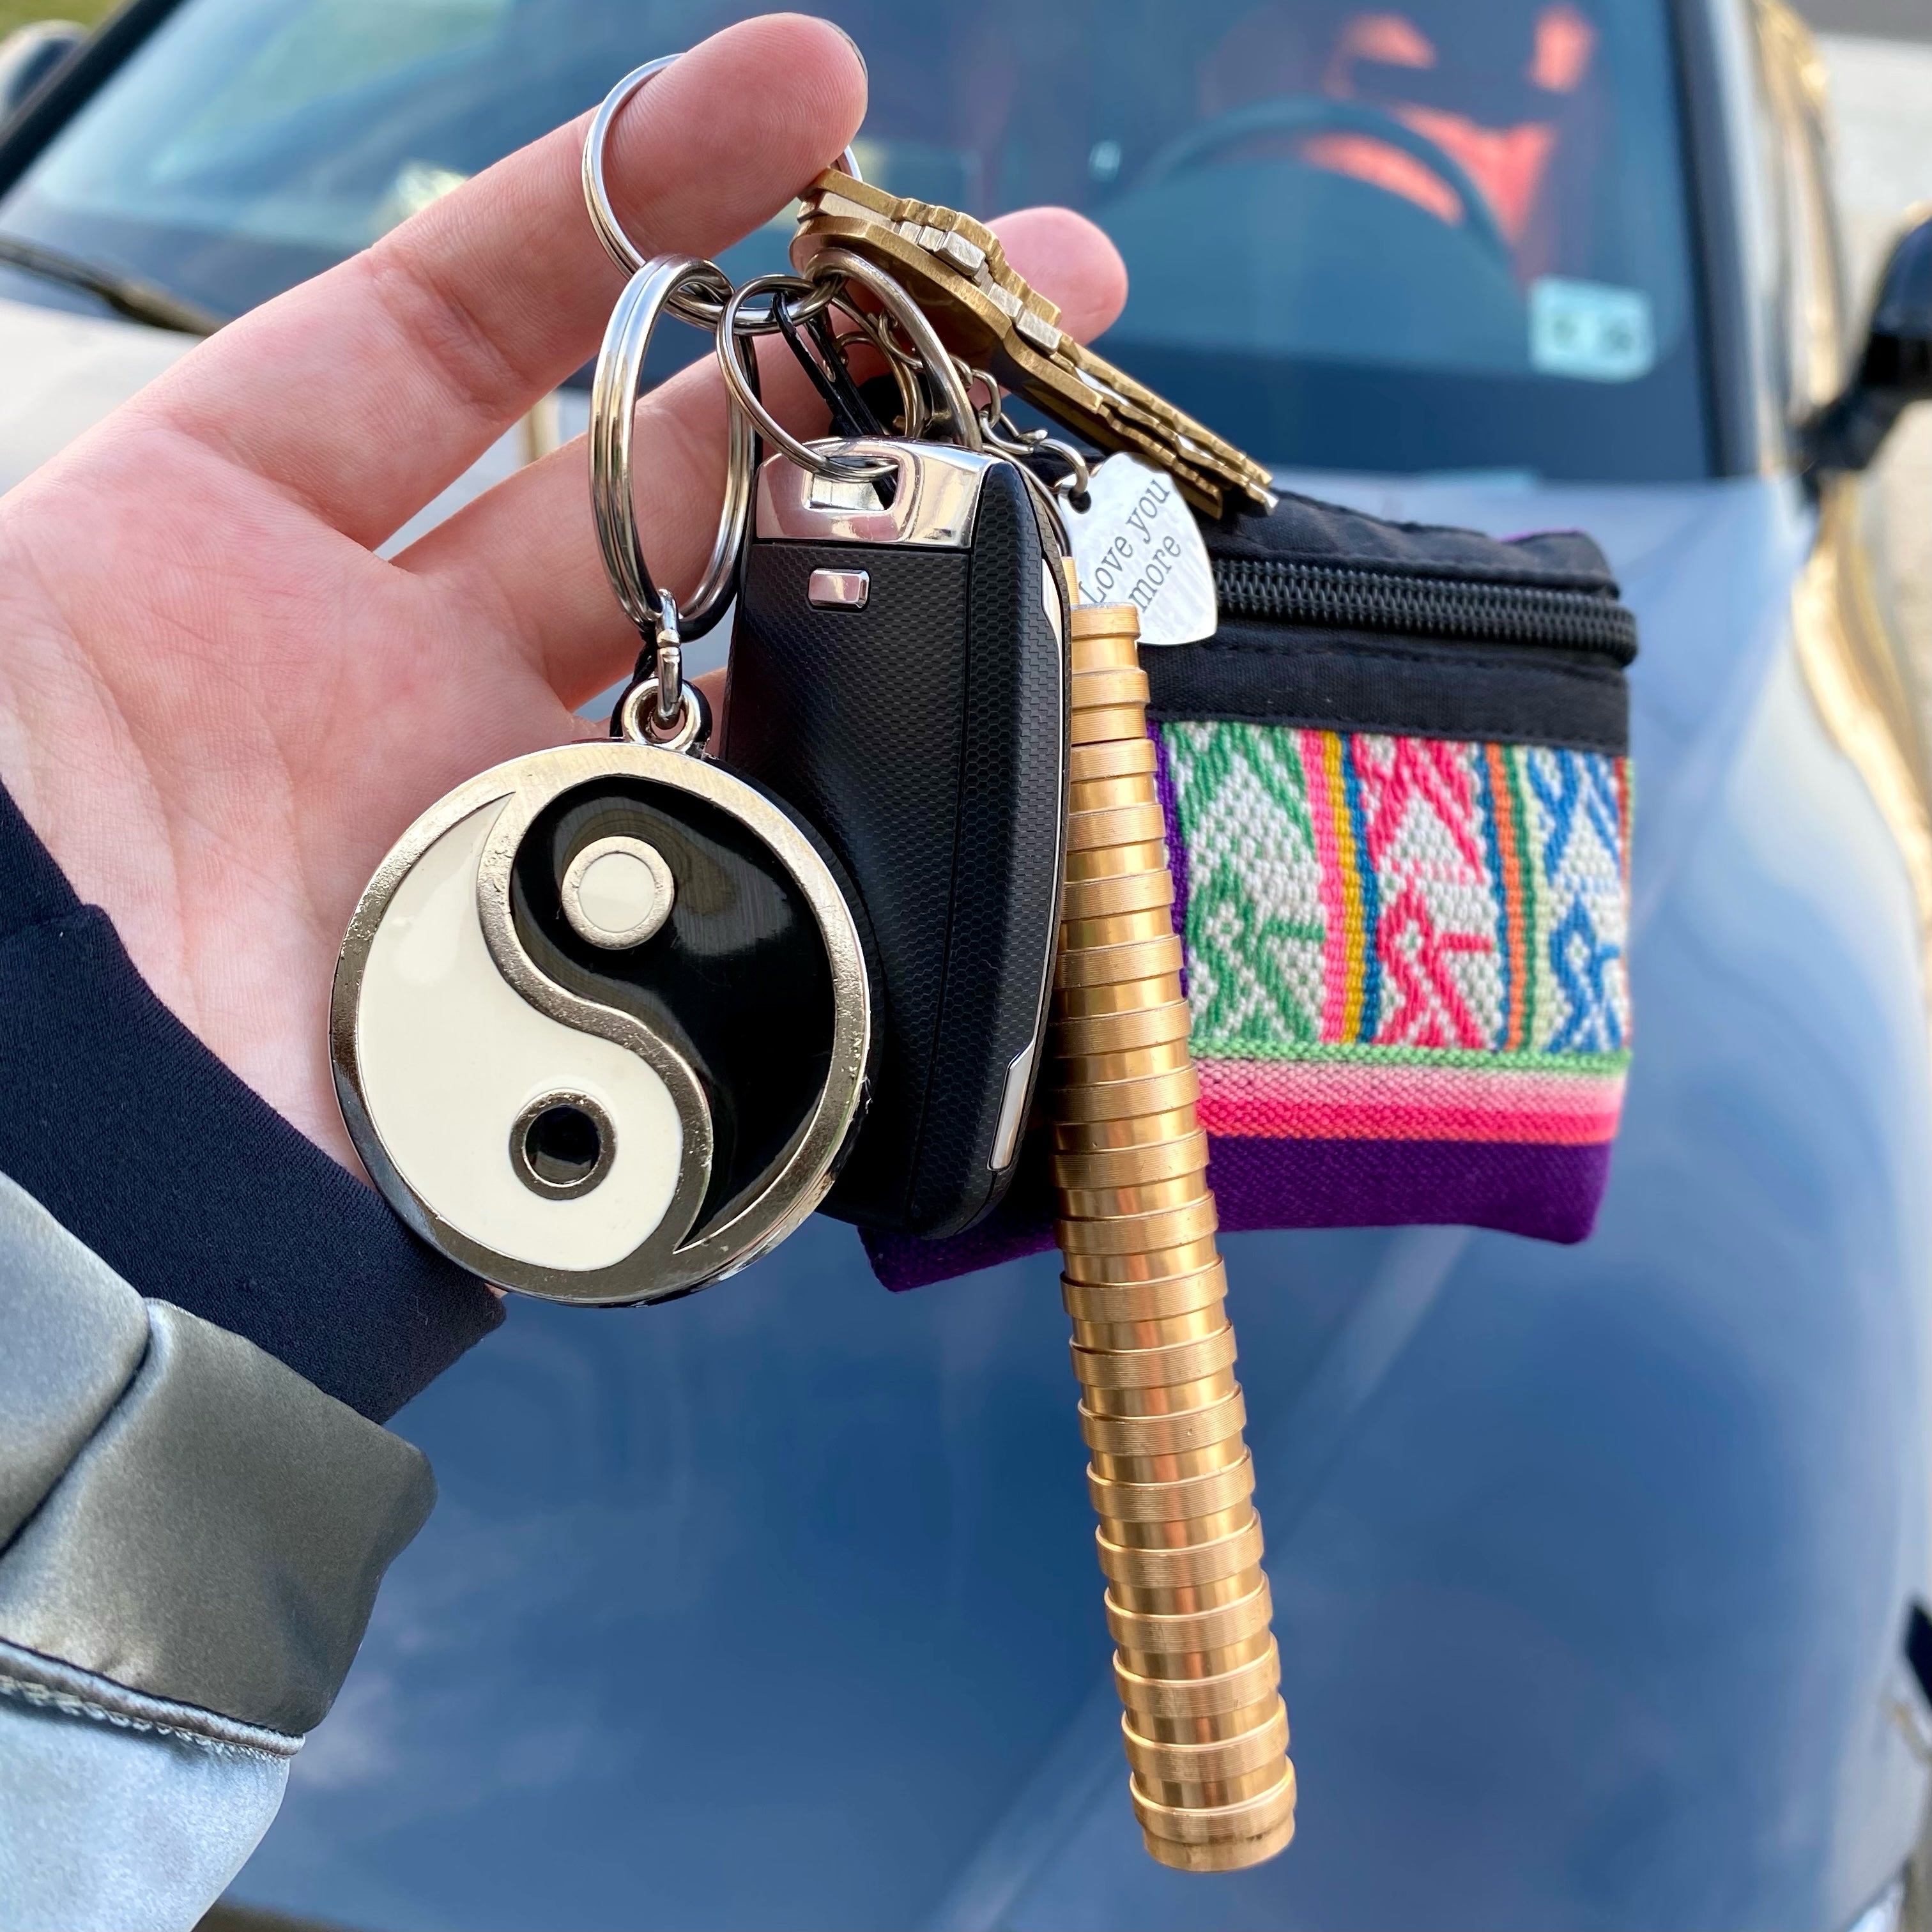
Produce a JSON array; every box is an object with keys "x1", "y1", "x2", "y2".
[{"x1": 0, "y1": 14, "x2": 1126, "y2": 1169}]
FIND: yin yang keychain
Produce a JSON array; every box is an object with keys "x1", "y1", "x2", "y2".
[{"x1": 330, "y1": 252, "x2": 873, "y2": 1305}]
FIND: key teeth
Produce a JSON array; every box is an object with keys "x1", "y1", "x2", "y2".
[{"x1": 792, "y1": 178, "x2": 1268, "y2": 518}]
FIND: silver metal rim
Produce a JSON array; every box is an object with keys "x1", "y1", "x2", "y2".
[
  {"x1": 582, "y1": 56, "x2": 862, "y2": 302},
  {"x1": 509, "y1": 1090, "x2": 620, "y2": 1199}
]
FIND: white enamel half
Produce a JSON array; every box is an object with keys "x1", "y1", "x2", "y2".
[
  {"x1": 355, "y1": 799, "x2": 685, "y2": 1271},
  {"x1": 1063, "y1": 455, "x2": 1218, "y2": 646}
]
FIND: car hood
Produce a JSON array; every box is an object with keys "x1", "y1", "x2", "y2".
[
  {"x1": 0, "y1": 295, "x2": 196, "y2": 494},
  {"x1": 213, "y1": 460, "x2": 1850, "y2": 1929},
  {"x1": 1267, "y1": 466, "x2": 1818, "y2": 937}
]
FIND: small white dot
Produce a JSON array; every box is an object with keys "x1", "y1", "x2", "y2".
[
  {"x1": 561, "y1": 836, "x2": 674, "y2": 949},
  {"x1": 578, "y1": 849, "x2": 659, "y2": 935}
]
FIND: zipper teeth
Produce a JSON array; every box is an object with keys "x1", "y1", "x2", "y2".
[{"x1": 1213, "y1": 556, "x2": 1637, "y2": 656}]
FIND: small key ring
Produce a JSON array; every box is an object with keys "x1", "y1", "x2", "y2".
[
  {"x1": 809, "y1": 249, "x2": 982, "y2": 453},
  {"x1": 583, "y1": 56, "x2": 864, "y2": 309},
  {"x1": 717, "y1": 254, "x2": 982, "y2": 480},
  {"x1": 616, "y1": 675, "x2": 708, "y2": 753},
  {"x1": 717, "y1": 274, "x2": 895, "y2": 480},
  {"x1": 743, "y1": 279, "x2": 926, "y2": 438},
  {"x1": 590, "y1": 254, "x2": 756, "y2": 664}
]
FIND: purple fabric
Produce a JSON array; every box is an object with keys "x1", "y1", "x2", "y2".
[
  {"x1": 1205, "y1": 1135, "x2": 1610, "y2": 1245},
  {"x1": 862, "y1": 1135, "x2": 1611, "y2": 1290}
]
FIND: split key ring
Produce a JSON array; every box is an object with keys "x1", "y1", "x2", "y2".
[
  {"x1": 582, "y1": 54, "x2": 864, "y2": 319},
  {"x1": 588, "y1": 252, "x2": 756, "y2": 733}
]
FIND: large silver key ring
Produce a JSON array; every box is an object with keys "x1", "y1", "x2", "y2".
[
  {"x1": 583, "y1": 55, "x2": 863, "y2": 318},
  {"x1": 715, "y1": 251, "x2": 982, "y2": 480},
  {"x1": 590, "y1": 254, "x2": 756, "y2": 730}
]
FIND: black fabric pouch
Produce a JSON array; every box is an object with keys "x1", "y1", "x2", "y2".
[{"x1": 866, "y1": 487, "x2": 1639, "y2": 1291}]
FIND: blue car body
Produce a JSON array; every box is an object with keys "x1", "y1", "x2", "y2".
[
  {"x1": 0, "y1": 0, "x2": 1926, "y2": 1924},
  {"x1": 217, "y1": 471, "x2": 1931, "y2": 1932}
]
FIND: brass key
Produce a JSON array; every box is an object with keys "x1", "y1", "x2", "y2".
[{"x1": 791, "y1": 171, "x2": 1276, "y2": 521}]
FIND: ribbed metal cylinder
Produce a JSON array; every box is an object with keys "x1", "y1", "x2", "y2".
[{"x1": 1049, "y1": 601, "x2": 1296, "y2": 1872}]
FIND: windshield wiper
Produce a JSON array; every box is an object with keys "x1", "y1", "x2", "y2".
[{"x1": 0, "y1": 233, "x2": 226, "y2": 335}]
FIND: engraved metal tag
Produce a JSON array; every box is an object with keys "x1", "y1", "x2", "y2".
[{"x1": 1061, "y1": 456, "x2": 1219, "y2": 646}]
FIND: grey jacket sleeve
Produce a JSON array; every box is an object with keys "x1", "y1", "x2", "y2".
[{"x1": 0, "y1": 1171, "x2": 437, "y2": 1932}]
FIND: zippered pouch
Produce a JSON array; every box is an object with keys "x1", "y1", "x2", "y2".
[{"x1": 866, "y1": 489, "x2": 1637, "y2": 1291}]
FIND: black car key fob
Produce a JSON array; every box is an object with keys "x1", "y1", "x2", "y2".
[{"x1": 722, "y1": 438, "x2": 1069, "y2": 1238}]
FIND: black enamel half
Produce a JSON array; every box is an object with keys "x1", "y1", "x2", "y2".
[{"x1": 510, "y1": 776, "x2": 836, "y2": 1240}]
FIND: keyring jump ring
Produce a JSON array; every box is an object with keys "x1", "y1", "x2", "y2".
[
  {"x1": 862, "y1": 306, "x2": 928, "y2": 372},
  {"x1": 720, "y1": 273, "x2": 842, "y2": 335},
  {"x1": 718, "y1": 257, "x2": 982, "y2": 475},
  {"x1": 721, "y1": 273, "x2": 925, "y2": 443},
  {"x1": 807, "y1": 249, "x2": 983, "y2": 453},
  {"x1": 831, "y1": 303, "x2": 926, "y2": 438},
  {"x1": 838, "y1": 307, "x2": 926, "y2": 437},
  {"x1": 1042, "y1": 436, "x2": 1094, "y2": 499},
  {"x1": 717, "y1": 274, "x2": 897, "y2": 480},
  {"x1": 617, "y1": 677, "x2": 706, "y2": 753},
  {"x1": 583, "y1": 56, "x2": 864, "y2": 297},
  {"x1": 962, "y1": 364, "x2": 1002, "y2": 411},
  {"x1": 590, "y1": 254, "x2": 752, "y2": 647}
]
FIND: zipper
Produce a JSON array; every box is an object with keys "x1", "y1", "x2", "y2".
[{"x1": 1213, "y1": 556, "x2": 1637, "y2": 659}]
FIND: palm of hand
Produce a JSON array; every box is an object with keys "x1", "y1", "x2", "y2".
[{"x1": 0, "y1": 19, "x2": 1124, "y2": 1169}]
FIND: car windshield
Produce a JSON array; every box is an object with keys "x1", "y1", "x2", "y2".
[{"x1": 0, "y1": 0, "x2": 1708, "y2": 480}]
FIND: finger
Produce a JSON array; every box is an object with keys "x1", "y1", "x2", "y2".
[
  {"x1": 125, "y1": 15, "x2": 866, "y2": 551},
  {"x1": 401, "y1": 204, "x2": 1132, "y2": 705},
  {"x1": 997, "y1": 208, "x2": 1130, "y2": 344},
  {"x1": 693, "y1": 666, "x2": 729, "y2": 739},
  {"x1": 397, "y1": 319, "x2": 834, "y2": 708}
]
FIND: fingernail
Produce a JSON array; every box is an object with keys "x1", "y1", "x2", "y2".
[{"x1": 828, "y1": 20, "x2": 868, "y2": 83}]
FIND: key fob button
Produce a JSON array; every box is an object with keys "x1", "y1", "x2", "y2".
[{"x1": 807, "y1": 567, "x2": 870, "y2": 609}]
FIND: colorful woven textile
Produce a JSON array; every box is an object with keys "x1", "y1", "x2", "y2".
[
  {"x1": 1158, "y1": 719, "x2": 1628, "y2": 1241},
  {"x1": 866, "y1": 719, "x2": 1629, "y2": 1289}
]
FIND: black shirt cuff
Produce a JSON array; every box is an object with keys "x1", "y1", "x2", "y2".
[{"x1": 0, "y1": 781, "x2": 502, "y2": 1422}]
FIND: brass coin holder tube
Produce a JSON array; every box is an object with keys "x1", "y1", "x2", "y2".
[{"x1": 1048, "y1": 601, "x2": 1296, "y2": 1871}]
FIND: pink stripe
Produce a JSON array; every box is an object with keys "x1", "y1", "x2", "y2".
[
  {"x1": 1197, "y1": 1057, "x2": 1625, "y2": 1146},
  {"x1": 1300, "y1": 728, "x2": 1353, "y2": 1041}
]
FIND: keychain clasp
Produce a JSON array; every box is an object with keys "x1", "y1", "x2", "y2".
[{"x1": 588, "y1": 252, "x2": 752, "y2": 746}]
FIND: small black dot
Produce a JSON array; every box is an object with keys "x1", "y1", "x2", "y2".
[{"x1": 524, "y1": 1104, "x2": 602, "y2": 1185}]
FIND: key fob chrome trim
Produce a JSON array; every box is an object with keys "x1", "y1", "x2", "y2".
[{"x1": 756, "y1": 438, "x2": 998, "y2": 548}]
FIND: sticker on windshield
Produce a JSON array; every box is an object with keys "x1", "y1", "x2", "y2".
[{"x1": 1529, "y1": 279, "x2": 1656, "y2": 383}]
